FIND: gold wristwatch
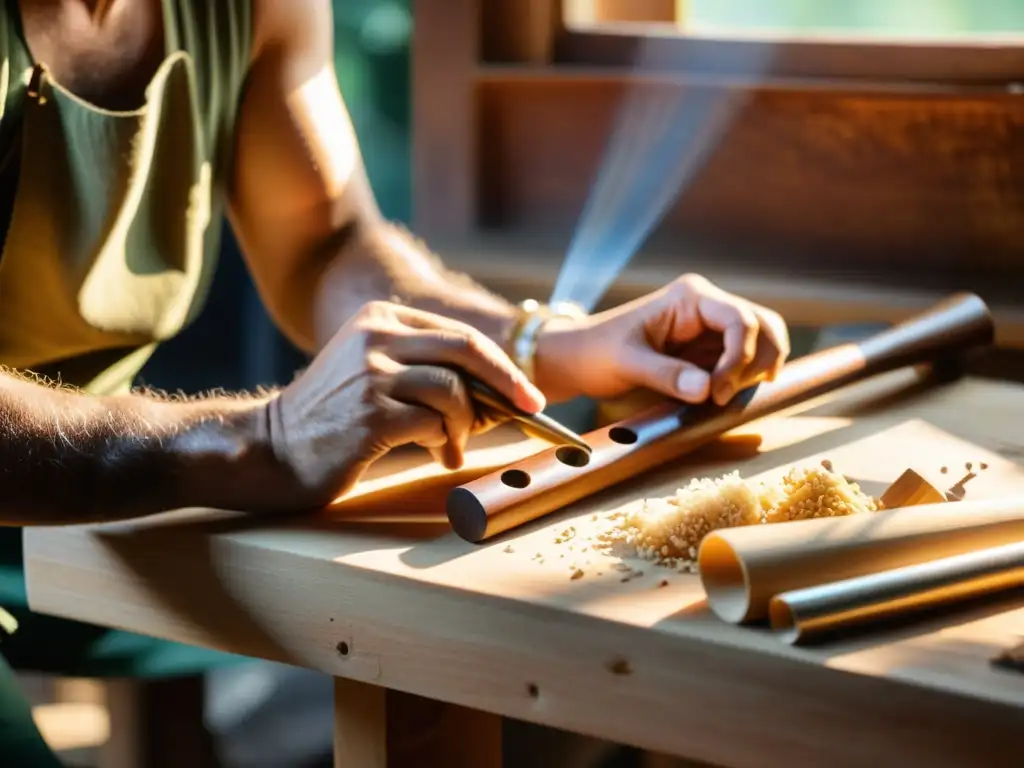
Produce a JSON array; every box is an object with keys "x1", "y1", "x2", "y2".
[{"x1": 508, "y1": 299, "x2": 587, "y2": 383}]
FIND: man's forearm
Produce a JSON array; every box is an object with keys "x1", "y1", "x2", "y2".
[
  {"x1": 314, "y1": 223, "x2": 520, "y2": 354},
  {"x1": 0, "y1": 371, "x2": 282, "y2": 526}
]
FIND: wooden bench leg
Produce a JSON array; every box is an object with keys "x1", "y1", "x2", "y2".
[
  {"x1": 100, "y1": 676, "x2": 220, "y2": 768},
  {"x1": 333, "y1": 677, "x2": 502, "y2": 768}
]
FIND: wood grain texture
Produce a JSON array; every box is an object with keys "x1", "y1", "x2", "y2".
[
  {"x1": 24, "y1": 369, "x2": 1024, "y2": 767},
  {"x1": 447, "y1": 294, "x2": 993, "y2": 542}
]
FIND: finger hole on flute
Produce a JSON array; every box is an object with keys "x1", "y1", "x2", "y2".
[
  {"x1": 501, "y1": 469, "x2": 531, "y2": 489},
  {"x1": 555, "y1": 446, "x2": 591, "y2": 468},
  {"x1": 608, "y1": 426, "x2": 638, "y2": 445}
]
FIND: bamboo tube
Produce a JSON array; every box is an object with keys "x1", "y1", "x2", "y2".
[
  {"x1": 769, "y1": 540, "x2": 1024, "y2": 645},
  {"x1": 699, "y1": 497, "x2": 1024, "y2": 624},
  {"x1": 447, "y1": 293, "x2": 993, "y2": 544}
]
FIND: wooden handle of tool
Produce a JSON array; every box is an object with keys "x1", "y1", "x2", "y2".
[{"x1": 446, "y1": 293, "x2": 993, "y2": 543}]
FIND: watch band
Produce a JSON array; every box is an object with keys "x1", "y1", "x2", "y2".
[{"x1": 509, "y1": 299, "x2": 587, "y2": 383}]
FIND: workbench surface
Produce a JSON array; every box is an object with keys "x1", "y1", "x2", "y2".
[{"x1": 24, "y1": 369, "x2": 1024, "y2": 767}]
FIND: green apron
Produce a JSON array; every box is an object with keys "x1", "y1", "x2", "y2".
[{"x1": 0, "y1": 0, "x2": 254, "y2": 761}]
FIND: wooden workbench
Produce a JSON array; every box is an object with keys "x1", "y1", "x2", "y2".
[{"x1": 23, "y1": 367, "x2": 1024, "y2": 767}]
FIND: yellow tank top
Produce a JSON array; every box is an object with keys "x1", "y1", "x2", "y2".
[{"x1": 0, "y1": 0, "x2": 252, "y2": 394}]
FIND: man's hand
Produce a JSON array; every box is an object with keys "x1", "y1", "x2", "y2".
[
  {"x1": 264, "y1": 301, "x2": 545, "y2": 508},
  {"x1": 0, "y1": 299, "x2": 544, "y2": 525},
  {"x1": 533, "y1": 274, "x2": 790, "y2": 406}
]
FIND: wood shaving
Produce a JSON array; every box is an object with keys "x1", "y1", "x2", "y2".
[
  {"x1": 595, "y1": 462, "x2": 880, "y2": 572},
  {"x1": 554, "y1": 526, "x2": 577, "y2": 544},
  {"x1": 766, "y1": 465, "x2": 879, "y2": 524}
]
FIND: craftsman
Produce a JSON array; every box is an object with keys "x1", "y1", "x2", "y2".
[{"x1": 0, "y1": 0, "x2": 789, "y2": 763}]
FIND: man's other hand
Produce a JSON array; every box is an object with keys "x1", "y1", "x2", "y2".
[{"x1": 534, "y1": 274, "x2": 790, "y2": 406}]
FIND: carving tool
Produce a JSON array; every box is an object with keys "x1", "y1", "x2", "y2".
[{"x1": 465, "y1": 376, "x2": 592, "y2": 454}]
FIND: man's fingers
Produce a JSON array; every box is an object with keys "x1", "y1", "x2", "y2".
[
  {"x1": 383, "y1": 326, "x2": 545, "y2": 414},
  {"x1": 700, "y1": 303, "x2": 758, "y2": 405},
  {"x1": 377, "y1": 397, "x2": 448, "y2": 450},
  {"x1": 715, "y1": 307, "x2": 789, "y2": 391},
  {"x1": 383, "y1": 305, "x2": 546, "y2": 411},
  {"x1": 384, "y1": 365, "x2": 477, "y2": 469},
  {"x1": 753, "y1": 307, "x2": 791, "y2": 380},
  {"x1": 621, "y1": 345, "x2": 711, "y2": 404}
]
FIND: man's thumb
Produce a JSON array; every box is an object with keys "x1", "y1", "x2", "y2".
[{"x1": 624, "y1": 347, "x2": 711, "y2": 403}]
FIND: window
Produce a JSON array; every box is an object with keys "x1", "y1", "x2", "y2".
[{"x1": 564, "y1": 0, "x2": 1024, "y2": 38}]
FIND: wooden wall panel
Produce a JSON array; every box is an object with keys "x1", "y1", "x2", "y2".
[
  {"x1": 476, "y1": 78, "x2": 1024, "y2": 270},
  {"x1": 411, "y1": 0, "x2": 479, "y2": 237}
]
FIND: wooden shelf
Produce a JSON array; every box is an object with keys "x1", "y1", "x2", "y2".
[{"x1": 473, "y1": 63, "x2": 1017, "y2": 94}]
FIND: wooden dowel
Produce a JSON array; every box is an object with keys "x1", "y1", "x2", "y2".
[{"x1": 447, "y1": 293, "x2": 994, "y2": 543}]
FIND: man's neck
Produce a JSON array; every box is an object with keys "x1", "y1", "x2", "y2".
[
  {"x1": 82, "y1": 0, "x2": 116, "y2": 20},
  {"x1": 22, "y1": 0, "x2": 123, "y2": 21}
]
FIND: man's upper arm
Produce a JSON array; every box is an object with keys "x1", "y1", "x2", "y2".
[{"x1": 228, "y1": 0, "x2": 378, "y2": 350}]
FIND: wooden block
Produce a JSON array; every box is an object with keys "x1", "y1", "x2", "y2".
[{"x1": 879, "y1": 469, "x2": 948, "y2": 509}]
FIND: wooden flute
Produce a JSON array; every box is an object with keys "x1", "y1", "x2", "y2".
[{"x1": 446, "y1": 292, "x2": 995, "y2": 544}]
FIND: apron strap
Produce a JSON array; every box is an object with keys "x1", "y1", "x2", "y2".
[{"x1": 0, "y1": 606, "x2": 17, "y2": 643}]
